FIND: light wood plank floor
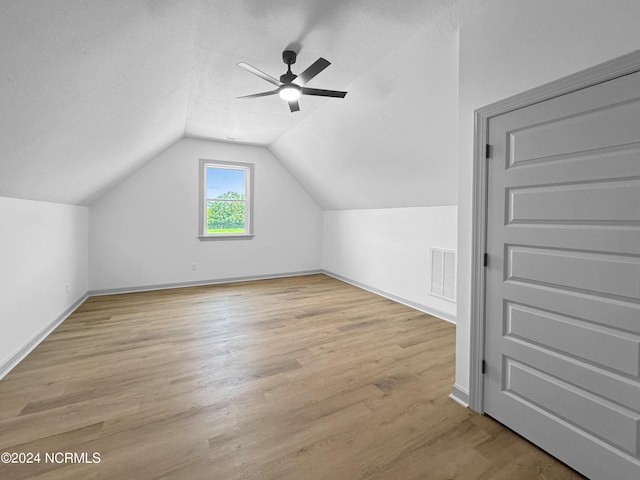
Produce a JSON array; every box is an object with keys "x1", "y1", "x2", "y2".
[{"x1": 0, "y1": 274, "x2": 584, "y2": 479}]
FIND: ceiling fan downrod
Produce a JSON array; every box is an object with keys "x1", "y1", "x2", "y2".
[{"x1": 280, "y1": 50, "x2": 297, "y2": 84}]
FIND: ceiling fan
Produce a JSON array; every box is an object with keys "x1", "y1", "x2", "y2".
[{"x1": 237, "y1": 50, "x2": 347, "y2": 112}]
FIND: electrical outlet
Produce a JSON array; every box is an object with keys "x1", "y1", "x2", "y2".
[
  {"x1": 65, "y1": 283, "x2": 70, "y2": 294},
  {"x1": 191, "y1": 263, "x2": 197, "y2": 271}
]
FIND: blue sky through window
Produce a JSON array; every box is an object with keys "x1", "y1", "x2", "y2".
[{"x1": 206, "y1": 167, "x2": 246, "y2": 198}]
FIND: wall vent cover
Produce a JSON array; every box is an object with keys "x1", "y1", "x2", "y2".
[{"x1": 430, "y1": 248, "x2": 456, "y2": 302}]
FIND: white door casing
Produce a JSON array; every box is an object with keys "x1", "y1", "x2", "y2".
[{"x1": 470, "y1": 50, "x2": 640, "y2": 480}]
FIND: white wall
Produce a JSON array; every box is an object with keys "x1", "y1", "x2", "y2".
[
  {"x1": 0, "y1": 196, "x2": 88, "y2": 372},
  {"x1": 323, "y1": 206, "x2": 457, "y2": 321},
  {"x1": 456, "y1": 0, "x2": 640, "y2": 392},
  {"x1": 89, "y1": 137, "x2": 323, "y2": 291}
]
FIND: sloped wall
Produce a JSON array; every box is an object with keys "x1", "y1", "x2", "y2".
[
  {"x1": 270, "y1": 25, "x2": 459, "y2": 210},
  {"x1": 89, "y1": 138, "x2": 322, "y2": 291},
  {"x1": 0, "y1": 197, "x2": 88, "y2": 376}
]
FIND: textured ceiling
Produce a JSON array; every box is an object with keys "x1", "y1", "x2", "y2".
[{"x1": 0, "y1": 0, "x2": 465, "y2": 206}]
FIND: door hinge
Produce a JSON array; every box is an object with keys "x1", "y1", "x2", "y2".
[
  {"x1": 483, "y1": 253, "x2": 488, "y2": 267},
  {"x1": 485, "y1": 144, "x2": 492, "y2": 159},
  {"x1": 481, "y1": 360, "x2": 487, "y2": 374}
]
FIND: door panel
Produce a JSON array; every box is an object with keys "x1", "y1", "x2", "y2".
[
  {"x1": 485, "y1": 69, "x2": 640, "y2": 479},
  {"x1": 501, "y1": 338, "x2": 640, "y2": 412},
  {"x1": 509, "y1": 98, "x2": 640, "y2": 164},
  {"x1": 508, "y1": 179, "x2": 640, "y2": 223},
  {"x1": 505, "y1": 302, "x2": 640, "y2": 376},
  {"x1": 507, "y1": 245, "x2": 640, "y2": 299},
  {"x1": 504, "y1": 359, "x2": 640, "y2": 455}
]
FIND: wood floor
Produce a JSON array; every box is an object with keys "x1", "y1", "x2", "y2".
[{"x1": 0, "y1": 274, "x2": 584, "y2": 479}]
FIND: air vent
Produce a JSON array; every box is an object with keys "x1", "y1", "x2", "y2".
[{"x1": 430, "y1": 248, "x2": 456, "y2": 302}]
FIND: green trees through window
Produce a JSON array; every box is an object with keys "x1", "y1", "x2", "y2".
[{"x1": 207, "y1": 191, "x2": 246, "y2": 233}]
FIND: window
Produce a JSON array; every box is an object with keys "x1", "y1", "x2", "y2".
[{"x1": 199, "y1": 160, "x2": 254, "y2": 239}]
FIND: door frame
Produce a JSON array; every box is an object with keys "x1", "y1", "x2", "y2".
[{"x1": 468, "y1": 49, "x2": 640, "y2": 413}]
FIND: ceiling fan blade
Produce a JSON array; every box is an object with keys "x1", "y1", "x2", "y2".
[
  {"x1": 292, "y1": 58, "x2": 331, "y2": 86},
  {"x1": 237, "y1": 89, "x2": 279, "y2": 99},
  {"x1": 237, "y1": 62, "x2": 282, "y2": 87},
  {"x1": 300, "y1": 87, "x2": 347, "y2": 98},
  {"x1": 288, "y1": 99, "x2": 300, "y2": 112}
]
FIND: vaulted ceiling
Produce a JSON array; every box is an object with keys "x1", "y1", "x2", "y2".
[{"x1": 0, "y1": 0, "x2": 465, "y2": 208}]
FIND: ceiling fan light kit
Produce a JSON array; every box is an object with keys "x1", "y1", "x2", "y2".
[
  {"x1": 279, "y1": 85, "x2": 301, "y2": 101},
  {"x1": 237, "y1": 50, "x2": 347, "y2": 112}
]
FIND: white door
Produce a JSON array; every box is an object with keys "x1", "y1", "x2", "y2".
[{"x1": 484, "y1": 69, "x2": 640, "y2": 479}]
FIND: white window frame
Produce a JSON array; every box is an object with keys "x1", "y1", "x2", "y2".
[{"x1": 198, "y1": 159, "x2": 254, "y2": 240}]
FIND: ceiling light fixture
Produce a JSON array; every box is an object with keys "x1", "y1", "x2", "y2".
[{"x1": 279, "y1": 85, "x2": 301, "y2": 101}]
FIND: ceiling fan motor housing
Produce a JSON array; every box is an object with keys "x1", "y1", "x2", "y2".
[{"x1": 280, "y1": 72, "x2": 297, "y2": 83}]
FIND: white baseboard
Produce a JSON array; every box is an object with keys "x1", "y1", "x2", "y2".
[
  {"x1": 321, "y1": 270, "x2": 456, "y2": 324},
  {"x1": 89, "y1": 270, "x2": 322, "y2": 296},
  {"x1": 0, "y1": 292, "x2": 89, "y2": 381},
  {"x1": 449, "y1": 383, "x2": 470, "y2": 408}
]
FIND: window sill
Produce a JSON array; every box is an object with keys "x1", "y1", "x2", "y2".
[{"x1": 198, "y1": 234, "x2": 255, "y2": 241}]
